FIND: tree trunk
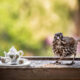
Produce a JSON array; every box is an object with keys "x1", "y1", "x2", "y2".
[{"x1": 74, "y1": 0, "x2": 80, "y2": 37}]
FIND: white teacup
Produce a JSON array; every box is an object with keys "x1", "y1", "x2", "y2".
[
  {"x1": 17, "y1": 58, "x2": 27, "y2": 65},
  {"x1": 0, "y1": 57, "x2": 10, "y2": 64}
]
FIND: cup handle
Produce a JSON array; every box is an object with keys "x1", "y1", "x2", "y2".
[{"x1": 18, "y1": 50, "x2": 24, "y2": 57}]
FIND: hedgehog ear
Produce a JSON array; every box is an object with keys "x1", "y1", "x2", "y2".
[
  {"x1": 60, "y1": 32, "x2": 62, "y2": 34},
  {"x1": 60, "y1": 32, "x2": 63, "y2": 36}
]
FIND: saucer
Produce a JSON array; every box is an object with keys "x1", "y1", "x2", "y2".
[{"x1": 0, "y1": 58, "x2": 31, "y2": 66}]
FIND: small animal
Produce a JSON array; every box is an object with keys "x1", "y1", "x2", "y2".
[{"x1": 52, "y1": 32, "x2": 80, "y2": 64}]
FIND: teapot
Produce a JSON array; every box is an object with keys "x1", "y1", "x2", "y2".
[{"x1": 4, "y1": 46, "x2": 24, "y2": 64}]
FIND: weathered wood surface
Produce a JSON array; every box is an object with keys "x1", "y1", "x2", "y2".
[{"x1": 0, "y1": 57, "x2": 80, "y2": 80}]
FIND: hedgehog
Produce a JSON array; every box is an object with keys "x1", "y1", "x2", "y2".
[{"x1": 52, "y1": 32, "x2": 80, "y2": 64}]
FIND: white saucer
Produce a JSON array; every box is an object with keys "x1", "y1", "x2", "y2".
[{"x1": 0, "y1": 59, "x2": 31, "y2": 66}]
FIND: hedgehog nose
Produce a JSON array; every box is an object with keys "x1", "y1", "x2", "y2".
[{"x1": 57, "y1": 37, "x2": 60, "y2": 39}]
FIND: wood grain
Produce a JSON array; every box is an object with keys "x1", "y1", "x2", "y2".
[{"x1": 0, "y1": 57, "x2": 80, "y2": 80}]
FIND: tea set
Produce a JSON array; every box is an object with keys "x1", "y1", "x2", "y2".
[{"x1": 0, "y1": 46, "x2": 31, "y2": 66}]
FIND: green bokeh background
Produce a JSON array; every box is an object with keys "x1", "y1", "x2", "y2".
[{"x1": 0, "y1": 0, "x2": 76, "y2": 56}]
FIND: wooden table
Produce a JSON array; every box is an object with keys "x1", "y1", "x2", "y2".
[{"x1": 0, "y1": 56, "x2": 80, "y2": 80}]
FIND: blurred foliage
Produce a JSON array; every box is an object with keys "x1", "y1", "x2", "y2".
[{"x1": 0, "y1": 0, "x2": 76, "y2": 56}]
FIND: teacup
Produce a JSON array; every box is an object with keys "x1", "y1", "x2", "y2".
[
  {"x1": 17, "y1": 58, "x2": 26, "y2": 64},
  {"x1": 0, "y1": 57, "x2": 10, "y2": 64}
]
